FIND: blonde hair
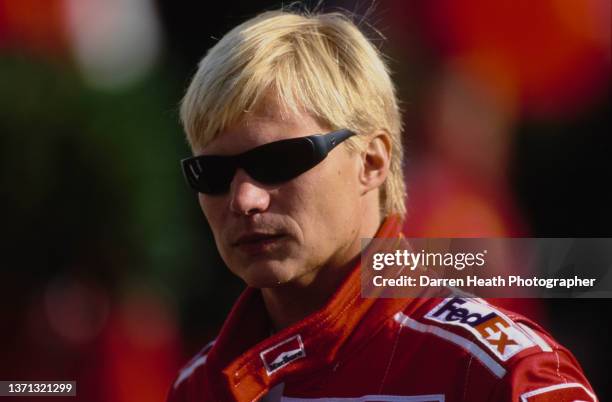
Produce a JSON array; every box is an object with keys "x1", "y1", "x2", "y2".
[{"x1": 180, "y1": 8, "x2": 406, "y2": 217}]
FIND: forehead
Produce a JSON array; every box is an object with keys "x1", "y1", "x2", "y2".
[{"x1": 197, "y1": 101, "x2": 328, "y2": 155}]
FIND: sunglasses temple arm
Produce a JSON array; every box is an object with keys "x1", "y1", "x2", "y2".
[{"x1": 313, "y1": 129, "x2": 355, "y2": 155}]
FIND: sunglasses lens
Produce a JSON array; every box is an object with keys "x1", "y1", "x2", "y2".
[
  {"x1": 182, "y1": 156, "x2": 236, "y2": 194},
  {"x1": 244, "y1": 137, "x2": 319, "y2": 184}
]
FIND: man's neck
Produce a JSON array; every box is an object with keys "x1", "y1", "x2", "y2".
[
  {"x1": 260, "y1": 254, "x2": 359, "y2": 331},
  {"x1": 261, "y1": 211, "x2": 384, "y2": 332}
]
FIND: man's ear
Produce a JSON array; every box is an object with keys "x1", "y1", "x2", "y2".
[{"x1": 359, "y1": 130, "x2": 391, "y2": 195}]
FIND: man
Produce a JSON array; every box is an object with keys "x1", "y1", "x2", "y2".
[{"x1": 168, "y1": 8, "x2": 598, "y2": 402}]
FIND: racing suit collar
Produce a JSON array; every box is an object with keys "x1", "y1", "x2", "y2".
[{"x1": 205, "y1": 215, "x2": 408, "y2": 402}]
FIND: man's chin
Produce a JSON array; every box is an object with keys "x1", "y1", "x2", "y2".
[{"x1": 234, "y1": 260, "x2": 299, "y2": 289}]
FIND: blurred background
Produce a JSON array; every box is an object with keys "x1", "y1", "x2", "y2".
[{"x1": 0, "y1": 0, "x2": 609, "y2": 401}]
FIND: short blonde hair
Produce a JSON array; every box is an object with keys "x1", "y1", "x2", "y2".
[{"x1": 180, "y1": 8, "x2": 406, "y2": 217}]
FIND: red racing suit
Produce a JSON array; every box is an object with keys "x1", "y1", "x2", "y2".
[{"x1": 167, "y1": 216, "x2": 598, "y2": 402}]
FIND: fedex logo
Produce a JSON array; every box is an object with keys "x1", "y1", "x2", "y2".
[
  {"x1": 260, "y1": 334, "x2": 306, "y2": 375},
  {"x1": 425, "y1": 297, "x2": 534, "y2": 361}
]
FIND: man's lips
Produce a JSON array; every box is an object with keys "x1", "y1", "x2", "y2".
[
  {"x1": 232, "y1": 232, "x2": 287, "y2": 247},
  {"x1": 231, "y1": 232, "x2": 288, "y2": 255}
]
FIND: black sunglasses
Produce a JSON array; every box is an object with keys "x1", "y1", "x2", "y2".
[{"x1": 181, "y1": 129, "x2": 355, "y2": 195}]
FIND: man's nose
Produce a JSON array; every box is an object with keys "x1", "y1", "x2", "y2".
[{"x1": 229, "y1": 169, "x2": 271, "y2": 216}]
